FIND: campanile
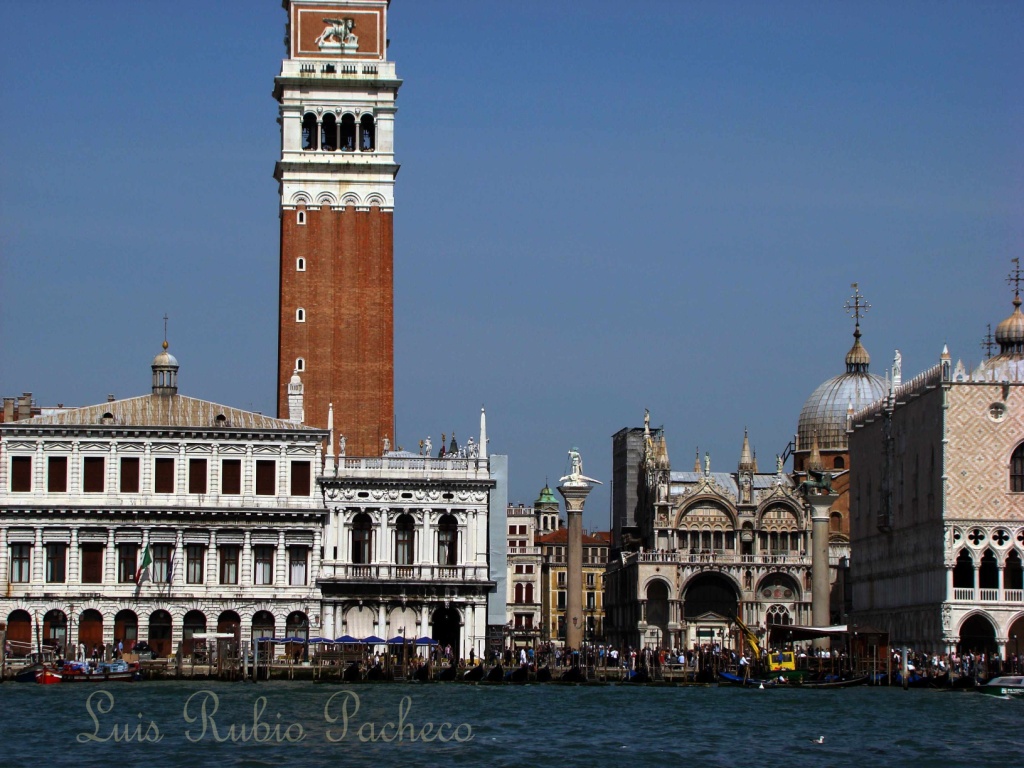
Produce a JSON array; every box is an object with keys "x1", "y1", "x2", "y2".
[{"x1": 275, "y1": 0, "x2": 399, "y2": 456}]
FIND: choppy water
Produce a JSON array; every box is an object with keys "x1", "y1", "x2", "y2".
[{"x1": 1, "y1": 680, "x2": 1020, "y2": 767}]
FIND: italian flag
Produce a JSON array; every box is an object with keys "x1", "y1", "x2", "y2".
[{"x1": 135, "y1": 545, "x2": 153, "y2": 584}]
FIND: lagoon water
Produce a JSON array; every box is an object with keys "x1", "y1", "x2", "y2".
[{"x1": 2, "y1": 680, "x2": 1020, "y2": 767}]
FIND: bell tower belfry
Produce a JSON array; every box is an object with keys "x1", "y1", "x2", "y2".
[{"x1": 274, "y1": 0, "x2": 400, "y2": 457}]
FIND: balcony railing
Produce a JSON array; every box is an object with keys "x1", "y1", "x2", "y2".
[
  {"x1": 952, "y1": 587, "x2": 1023, "y2": 602},
  {"x1": 320, "y1": 563, "x2": 489, "y2": 582},
  {"x1": 626, "y1": 551, "x2": 810, "y2": 567}
]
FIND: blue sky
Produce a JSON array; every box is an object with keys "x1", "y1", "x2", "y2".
[{"x1": 2, "y1": 1, "x2": 1021, "y2": 528}]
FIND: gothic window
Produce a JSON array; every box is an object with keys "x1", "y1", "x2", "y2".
[
  {"x1": 341, "y1": 113, "x2": 356, "y2": 151},
  {"x1": 301, "y1": 113, "x2": 318, "y2": 150},
  {"x1": 437, "y1": 514, "x2": 458, "y2": 565},
  {"x1": 952, "y1": 550, "x2": 974, "y2": 589},
  {"x1": 395, "y1": 514, "x2": 415, "y2": 565},
  {"x1": 320, "y1": 113, "x2": 337, "y2": 151},
  {"x1": 765, "y1": 604, "x2": 792, "y2": 626},
  {"x1": 351, "y1": 513, "x2": 372, "y2": 564},
  {"x1": 1012, "y1": 443, "x2": 1024, "y2": 492},
  {"x1": 359, "y1": 114, "x2": 375, "y2": 151}
]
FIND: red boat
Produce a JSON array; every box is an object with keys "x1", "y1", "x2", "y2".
[{"x1": 35, "y1": 668, "x2": 62, "y2": 685}]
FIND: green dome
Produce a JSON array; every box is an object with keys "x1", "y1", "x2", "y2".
[{"x1": 534, "y1": 484, "x2": 558, "y2": 507}]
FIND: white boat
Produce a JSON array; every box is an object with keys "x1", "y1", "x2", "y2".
[{"x1": 978, "y1": 676, "x2": 1024, "y2": 698}]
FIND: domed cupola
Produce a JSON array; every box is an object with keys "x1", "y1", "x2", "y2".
[
  {"x1": 995, "y1": 293, "x2": 1024, "y2": 355},
  {"x1": 796, "y1": 284, "x2": 887, "y2": 453},
  {"x1": 152, "y1": 339, "x2": 179, "y2": 396}
]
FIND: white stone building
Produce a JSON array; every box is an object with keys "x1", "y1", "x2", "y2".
[{"x1": 0, "y1": 347, "x2": 327, "y2": 658}]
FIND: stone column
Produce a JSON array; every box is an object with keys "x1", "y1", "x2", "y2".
[
  {"x1": 557, "y1": 481, "x2": 595, "y2": 652},
  {"x1": 806, "y1": 493, "x2": 836, "y2": 648}
]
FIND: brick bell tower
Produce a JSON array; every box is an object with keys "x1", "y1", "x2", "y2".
[{"x1": 275, "y1": 0, "x2": 399, "y2": 457}]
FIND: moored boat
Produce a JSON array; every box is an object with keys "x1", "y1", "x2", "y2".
[
  {"x1": 42, "y1": 659, "x2": 140, "y2": 683},
  {"x1": 978, "y1": 676, "x2": 1024, "y2": 698},
  {"x1": 35, "y1": 668, "x2": 62, "y2": 685}
]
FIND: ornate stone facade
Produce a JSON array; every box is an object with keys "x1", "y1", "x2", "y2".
[
  {"x1": 849, "y1": 280, "x2": 1024, "y2": 656},
  {"x1": 318, "y1": 450, "x2": 496, "y2": 658},
  {"x1": 606, "y1": 420, "x2": 844, "y2": 650}
]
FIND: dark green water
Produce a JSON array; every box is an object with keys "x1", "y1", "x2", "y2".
[{"x1": 1, "y1": 681, "x2": 1020, "y2": 767}]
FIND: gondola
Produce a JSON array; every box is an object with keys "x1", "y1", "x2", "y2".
[
  {"x1": 791, "y1": 674, "x2": 868, "y2": 689},
  {"x1": 718, "y1": 670, "x2": 777, "y2": 687},
  {"x1": 437, "y1": 664, "x2": 458, "y2": 681},
  {"x1": 462, "y1": 664, "x2": 484, "y2": 682},
  {"x1": 535, "y1": 666, "x2": 552, "y2": 683},
  {"x1": 485, "y1": 664, "x2": 504, "y2": 682},
  {"x1": 504, "y1": 666, "x2": 529, "y2": 684},
  {"x1": 559, "y1": 666, "x2": 587, "y2": 683}
]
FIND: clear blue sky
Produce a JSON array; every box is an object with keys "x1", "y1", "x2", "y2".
[{"x1": 2, "y1": 1, "x2": 1021, "y2": 529}]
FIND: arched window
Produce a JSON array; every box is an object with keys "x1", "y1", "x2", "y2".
[
  {"x1": 320, "y1": 113, "x2": 337, "y2": 151},
  {"x1": 953, "y1": 549, "x2": 974, "y2": 589},
  {"x1": 295, "y1": 358, "x2": 305, "y2": 372},
  {"x1": 514, "y1": 583, "x2": 524, "y2": 604},
  {"x1": 359, "y1": 114, "x2": 375, "y2": 151},
  {"x1": 834, "y1": 456, "x2": 845, "y2": 469},
  {"x1": 296, "y1": 257, "x2": 305, "y2": 271},
  {"x1": 301, "y1": 113, "x2": 318, "y2": 151},
  {"x1": 437, "y1": 514, "x2": 457, "y2": 565},
  {"x1": 351, "y1": 513, "x2": 372, "y2": 564},
  {"x1": 1012, "y1": 443, "x2": 1024, "y2": 492},
  {"x1": 395, "y1": 514, "x2": 414, "y2": 565},
  {"x1": 830, "y1": 512, "x2": 843, "y2": 534},
  {"x1": 341, "y1": 113, "x2": 356, "y2": 151},
  {"x1": 525, "y1": 583, "x2": 534, "y2": 603},
  {"x1": 297, "y1": 211, "x2": 306, "y2": 226},
  {"x1": 296, "y1": 308, "x2": 305, "y2": 322}
]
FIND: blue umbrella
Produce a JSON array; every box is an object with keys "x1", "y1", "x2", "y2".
[
  {"x1": 308, "y1": 636, "x2": 331, "y2": 644},
  {"x1": 334, "y1": 635, "x2": 360, "y2": 644},
  {"x1": 362, "y1": 635, "x2": 386, "y2": 645},
  {"x1": 414, "y1": 637, "x2": 438, "y2": 646},
  {"x1": 386, "y1": 636, "x2": 407, "y2": 644}
]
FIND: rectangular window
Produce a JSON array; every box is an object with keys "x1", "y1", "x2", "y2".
[
  {"x1": 118, "y1": 544, "x2": 138, "y2": 583},
  {"x1": 289, "y1": 547, "x2": 308, "y2": 586},
  {"x1": 47, "y1": 456, "x2": 68, "y2": 492},
  {"x1": 508, "y1": 525, "x2": 516, "y2": 536},
  {"x1": 188, "y1": 458, "x2": 208, "y2": 494},
  {"x1": 186, "y1": 544, "x2": 205, "y2": 584},
  {"x1": 10, "y1": 544, "x2": 31, "y2": 582},
  {"x1": 45, "y1": 543, "x2": 67, "y2": 583},
  {"x1": 254, "y1": 545, "x2": 274, "y2": 585},
  {"x1": 586, "y1": 572, "x2": 595, "y2": 587},
  {"x1": 221, "y1": 459, "x2": 241, "y2": 494},
  {"x1": 255, "y1": 460, "x2": 275, "y2": 495},
  {"x1": 587, "y1": 592, "x2": 596, "y2": 610},
  {"x1": 557, "y1": 591, "x2": 566, "y2": 610},
  {"x1": 120, "y1": 457, "x2": 140, "y2": 493},
  {"x1": 557, "y1": 571, "x2": 566, "y2": 586},
  {"x1": 82, "y1": 456, "x2": 105, "y2": 493},
  {"x1": 290, "y1": 460, "x2": 311, "y2": 496},
  {"x1": 154, "y1": 458, "x2": 175, "y2": 493},
  {"x1": 81, "y1": 544, "x2": 104, "y2": 583},
  {"x1": 10, "y1": 456, "x2": 31, "y2": 492},
  {"x1": 152, "y1": 544, "x2": 172, "y2": 583},
  {"x1": 220, "y1": 546, "x2": 240, "y2": 584}
]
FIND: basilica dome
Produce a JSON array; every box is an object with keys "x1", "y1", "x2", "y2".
[{"x1": 797, "y1": 327, "x2": 887, "y2": 452}]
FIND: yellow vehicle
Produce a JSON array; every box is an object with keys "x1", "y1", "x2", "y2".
[
  {"x1": 769, "y1": 650, "x2": 796, "y2": 671},
  {"x1": 768, "y1": 650, "x2": 808, "y2": 681}
]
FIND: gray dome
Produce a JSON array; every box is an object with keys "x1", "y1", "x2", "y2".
[{"x1": 798, "y1": 371, "x2": 886, "y2": 451}]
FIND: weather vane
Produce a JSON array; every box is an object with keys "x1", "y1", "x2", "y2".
[
  {"x1": 980, "y1": 323, "x2": 996, "y2": 359},
  {"x1": 844, "y1": 282, "x2": 870, "y2": 332},
  {"x1": 1007, "y1": 257, "x2": 1022, "y2": 298}
]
